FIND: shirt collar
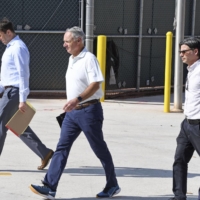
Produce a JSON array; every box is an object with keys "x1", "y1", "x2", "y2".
[
  {"x1": 6, "y1": 35, "x2": 19, "y2": 47},
  {"x1": 70, "y1": 47, "x2": 87, "y2": 64},
  {"x1": 72, "y1": 47, "x2": 87, "y2": 59},
  {"x1": 187, "y1": 59, "x2": 200, "y2": 72}
]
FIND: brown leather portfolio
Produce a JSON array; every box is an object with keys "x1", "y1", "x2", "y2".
[{"x1": 5, "y1": 102, "x2": 36, "y2": 136}]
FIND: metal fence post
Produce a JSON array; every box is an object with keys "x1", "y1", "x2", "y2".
[
  {"x1": 97, "y1": 35, "x2": 107, "y2": 102},
  {"x1": 192, "y1": 0, "x2": 196, "y2": 36},
  {"x1": 173, "y1": 0, "x2": 185, "y2": 112},
  {"x1": 137, "y1": 0, "x2": 144, "y2": 90},
  {"x1": 80, "y1": 0, "x2": 85, "y2": 30},
  {"x1": 85, "y1": 0, "x2": 94, "y2": 53},
  {"x1": 164, "y1": 32, "x2": 173, "y2": 113}
]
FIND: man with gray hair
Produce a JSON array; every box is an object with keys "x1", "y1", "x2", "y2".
[{"x1": 29, "y1": 26, "x2": 120, "y2": 199}]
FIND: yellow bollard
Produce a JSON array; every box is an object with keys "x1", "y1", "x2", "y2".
[
  {"x1": 97, "y1": 35, "x2": 107, "y2": 102},
  {"x1": 164, "y1": 32, "x2": 173, "y2": 112}
]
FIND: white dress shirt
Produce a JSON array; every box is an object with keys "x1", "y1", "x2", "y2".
[
  {"x1": 66, "y1": 48, "x2": 104, "y2": 103},
  {"x1": 0, "y1": 35, "x2": 30, "y2": 102},
  {"x1": 184, "y1": 59, "x2": 200, "y2": 119}
]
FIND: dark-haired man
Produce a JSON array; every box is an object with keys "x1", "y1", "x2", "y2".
[
  {"x1": 169, "y1": 37, "x2": 200, "y2": 200},
  {"x1": 0, "y1": 18, "x2": 53, "y2": 170}
]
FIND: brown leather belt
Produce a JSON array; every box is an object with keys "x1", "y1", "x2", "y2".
[
  {"x1": 4, "y1": 85, "x2": 13, "y2": 89},
  {"x1": 75, "y1": 99, "x2": 99, "y2": 110},
  {"x1": 186, "y1": 118, "x2": 200, "y2": 125}
]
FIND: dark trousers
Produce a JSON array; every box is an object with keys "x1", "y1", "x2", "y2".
[
  {"x1": 172, "y1": 118, "x2": 200, "y2": 200},
  {"x1": 43, "y1": 102, "x2": 118, "y2": 191},
  {"x1": 0, "y1": 87, "x2": 50, "y2": 159}
]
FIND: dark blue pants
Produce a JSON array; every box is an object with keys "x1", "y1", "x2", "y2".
[
  {"x1": 43, "y1": 102, "x2": 118, "y2": 191},
  {"x1": 172, "y1": 119, "x2": 200, "y2": 200}
]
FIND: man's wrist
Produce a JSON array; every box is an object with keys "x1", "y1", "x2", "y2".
[{"x1": 77, "y1": 96, "x2": 83, "y2": 102}]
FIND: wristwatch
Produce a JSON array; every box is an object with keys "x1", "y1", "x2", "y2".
[{"x1": 77, "y1": 96, "x2": 83, "y2": 102}]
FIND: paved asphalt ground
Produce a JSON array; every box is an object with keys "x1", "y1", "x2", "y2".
[{"x1": 0, "y1": 95, "x2": 200, "y2": 200}]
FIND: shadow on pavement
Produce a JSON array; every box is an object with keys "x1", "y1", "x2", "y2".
[
  {"x1": 61, "y1": 166, "x2": 200, "y2": 178},
  {"x1": 56, "y1": 195, "x2": 197, "y2": 200},
  {"x1": 1, "y1": 166, "x2": 200, "y2": 178},
  {"x1": 108, "y1": 93, "x2": 185, "y2": 104}
]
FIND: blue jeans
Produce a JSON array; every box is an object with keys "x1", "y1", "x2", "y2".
[{"x1": 43, "y1": 102, "x2": 118, "y2": 191}]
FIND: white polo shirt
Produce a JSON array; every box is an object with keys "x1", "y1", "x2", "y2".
[
  {"x1": 184, "y1": 59, "x2": 200, "y2": 119},
  {"x1": 66, "y1": 48, "x2": 104, "y2": 103}
]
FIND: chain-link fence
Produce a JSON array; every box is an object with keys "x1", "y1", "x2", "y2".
[
  {"x1": 0, "y1": 0, "x2": 199, "y2": 98},
  {"x1": 0, "y1": 0, "x2": 80, "y2": 90},
  {"x1": 94, "y1": 0, "x2": 198, "y2": 98},
  {"x1": 94, "y1": 0, "x2": 175, "y2": 93},
  {"x1": 94, "y1": 0, "x2": 140, "y2": 92}
]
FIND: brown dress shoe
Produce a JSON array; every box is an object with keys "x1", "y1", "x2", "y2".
[{"x1": 38, "y1": 150, "x2": 54, "y2": 170}]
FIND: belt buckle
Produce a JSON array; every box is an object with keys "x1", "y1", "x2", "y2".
[{"x1": 75, "y1": 104, "x2": 84, "y2": 110}]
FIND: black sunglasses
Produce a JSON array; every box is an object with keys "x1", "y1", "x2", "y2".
[{"x1": 179, "y1": 48, "x2": 193, "y2": 54}]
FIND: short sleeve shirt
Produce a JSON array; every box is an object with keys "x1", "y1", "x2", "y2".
[{"x1": 66, "y1": 48, "x2": 104, "y2": 102}]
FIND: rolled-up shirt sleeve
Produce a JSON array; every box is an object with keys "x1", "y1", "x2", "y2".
[{"x1": 13, "y1": 47, "x2": 30, "y2": 102}]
